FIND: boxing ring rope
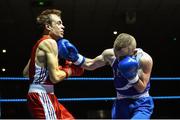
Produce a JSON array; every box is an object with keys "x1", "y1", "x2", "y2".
[
  {"x1": 0, "y1": 77, "x2": 180, "y2": 103},
  {"x1": 1, "y1": 77, "x2": 180, "y2": 81},
  {"x1": 1, "y1": 96, "x2": 180, "y2": 103}
]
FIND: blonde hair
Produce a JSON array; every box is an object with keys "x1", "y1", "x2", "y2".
[
  {"x1": 113, "y1": 33, "x2": 136, "y2": 51},
  {"x1": 37, "y1": 9, "x2": 61, "y2": 25}
]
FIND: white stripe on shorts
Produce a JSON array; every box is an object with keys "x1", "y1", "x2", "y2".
[{"x1": 39, "y1": 93, "x2": 57, "y2": 119}]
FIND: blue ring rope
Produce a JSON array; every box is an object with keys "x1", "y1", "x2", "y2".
[
  {"x1": 0, "y1": 77, "x2": 180, "y2": 81},
  {"x1": 0, "y1": 96, "x2": 180, "y2": 103}
]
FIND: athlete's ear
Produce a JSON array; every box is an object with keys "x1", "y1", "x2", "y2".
[{"x1": 45, "y1": 24, "x2": 52, "y2": 31}]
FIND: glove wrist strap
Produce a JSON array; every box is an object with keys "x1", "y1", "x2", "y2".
[
  {"x1": 74, "y1": 54, "x2": 85, "y2": 66},
  {"x1": 128, "y1": 74, "x2": 139, "y2": 84}
]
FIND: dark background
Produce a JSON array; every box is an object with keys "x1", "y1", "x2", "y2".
[{"x1": 0, "y1": 0, "x2": 180, "y2": 119}]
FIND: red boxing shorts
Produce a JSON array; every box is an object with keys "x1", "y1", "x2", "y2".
[{"x1": 27, "y1": 92, "x2": 74, "y2": 119}]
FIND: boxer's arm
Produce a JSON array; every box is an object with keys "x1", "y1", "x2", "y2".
[
  {"x1": 40, "y1": 39, "x2": 70, "y2": 83},
  {"x1": 57, "y1": 40, "x2": 113, "y2": 70},
  {"x1": 133, "y1": 53, "x2": 153, "y2": 93},
  {"x1": 82, "y1": 49, "x2": 114, "y2": 70},
  {"x1": 82, "y1": 55, "x2": 106, "y2": 70},
  {"x1": 23, "y1": 59, "x2": 30, "y2": 77}
]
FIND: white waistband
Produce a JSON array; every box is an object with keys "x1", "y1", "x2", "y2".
[
  {"x1": 28, "y1": 84, "x2": 54, "y2": 93},
  {"x1": 117, "y1": 91, "x2": 149, "y2": 99}
]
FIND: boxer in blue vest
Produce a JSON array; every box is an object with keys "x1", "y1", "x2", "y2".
[{"x1": 58, "y1": 33, "x2": 154, "y2": 119}]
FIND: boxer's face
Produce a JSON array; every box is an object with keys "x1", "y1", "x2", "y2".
[
  {"x1": 114, "y1": 38, "x2": 136, "y2": 60},
  {"x1": 47, "y1": 14, "x2": 65, "y2": 39},
  {"x1": 114, "y1": 45, "x2": 135, "y2": 60}
]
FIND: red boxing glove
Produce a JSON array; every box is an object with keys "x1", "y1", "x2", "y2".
[
  {"x1": 70, "y1": 64, "x2": 84, "y2": 76},
  {"x1": 62, "y1": 65, "x2": 84, "y2": 77},
  {"x1": 60, "y1": 60, "x2": 84, "y2": 77}
]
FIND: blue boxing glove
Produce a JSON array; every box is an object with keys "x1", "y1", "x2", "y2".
[
  {"x1": 58, "y1": 39, "x2": 70, "y2": 59},
  {"x1": 57, "y1": 39, "x2": 85, "y2": 66},
  {"x1": 118, "y1": 56, "x2": 139, "y2": 84}
]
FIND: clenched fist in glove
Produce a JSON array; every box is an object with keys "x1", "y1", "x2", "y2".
[
  {"x1": 59, "y1": 60, "x2": 84, "y2": 77},
  {"x1": 57, "y1": 39, "x2": 85, "y2": 66},
  {"x1": 118, "y1": 56, "x2": 139, "y2": 84}
]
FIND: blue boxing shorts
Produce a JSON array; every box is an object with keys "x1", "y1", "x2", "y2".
[{"x1": 111, "y1": 96, "x2": 154, "y2": 119}]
